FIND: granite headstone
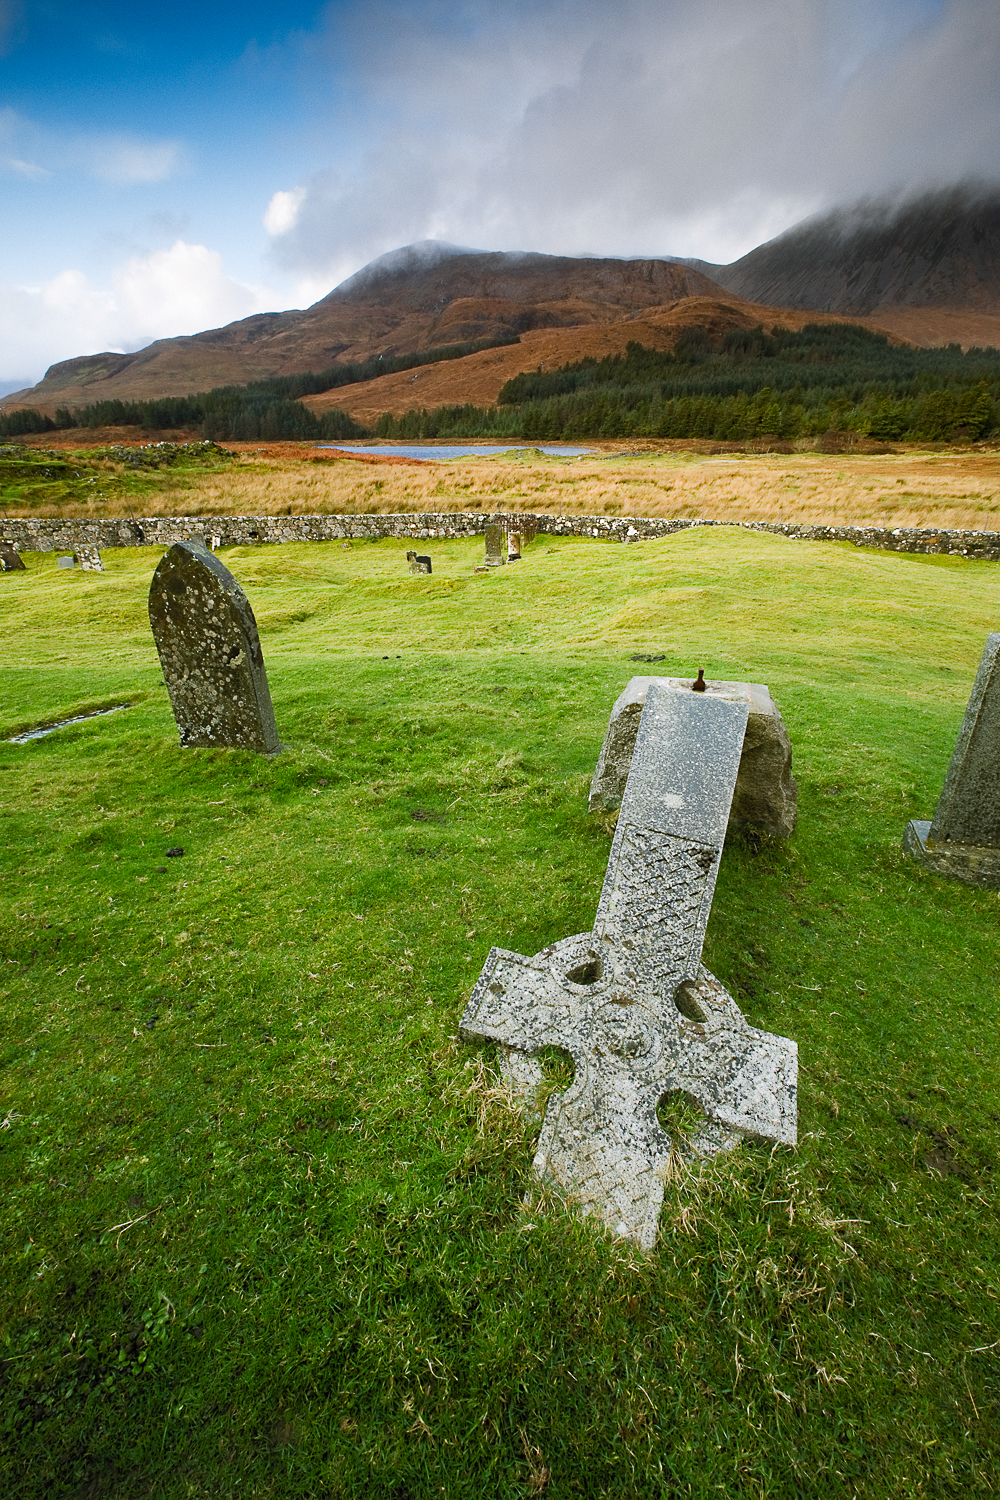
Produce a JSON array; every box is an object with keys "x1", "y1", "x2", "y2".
[
  {"x1": 148, "y1": 537, "x2": 281, "y2": 754},
  {"x1": 461, "y1": 685, "x2": 798, "y2": 1250},
  {"x1": 0, "y1": 542, "x2": 25, "y2": 571},
  {"x1": 75, "y1": 546, "x2": 104, "y2": 572},
  {"x1": 905, "y1": 633, "x2": 1000, "y2": 886},
  {"x1": 484, "y1": 524, "x2": 505, "y2": 568}
]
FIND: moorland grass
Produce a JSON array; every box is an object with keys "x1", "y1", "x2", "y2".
[{"x1": 1, "y1": 529, "x2": 999, "y2": 1498}]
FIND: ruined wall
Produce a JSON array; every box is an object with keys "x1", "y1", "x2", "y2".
[{"x1": 3, "y1": 511, "x2": 1000, "y2": 560}]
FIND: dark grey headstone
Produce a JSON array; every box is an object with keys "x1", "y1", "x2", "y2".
[
  {"x1": 905, "y1": 634, "x2": 1000, "y2": 885},
  {"x1": 148, "y1": 537, "x2": 281, "y2": 754},
  {"x1": 484, "y1": 524, "x2": 504, "y2": 568},
  {"x1": 0, "y1": 543, "x2": 25, "y2": 571}
]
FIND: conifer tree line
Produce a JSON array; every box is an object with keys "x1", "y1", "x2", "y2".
[
  {"x1": 0, "y1": 336, "x2": 518, "y2": 442},
  {"x1": 372, "y1": 325, "x2": 1000, "y2": 442},
  {"x1": 3, "y1": 321, "x2": 999, "y2": 445}
]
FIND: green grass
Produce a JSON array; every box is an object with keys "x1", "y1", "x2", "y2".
[
  {"x1": 0, "y1": 442, "x2": 235, "y2": 513},
  {"x1": 1, "y1": 529, "x2": 999, "y2": 1498}
]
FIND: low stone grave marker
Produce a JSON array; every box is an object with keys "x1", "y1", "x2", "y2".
[
  {"x1": 148, "y1": 536, "x2": 281, "y2": 754},
  {"x1": 590, "y1": 674, "x2": 797, "y2": 839},
  {"x1": 74, "y1": 546, "x2": 104, "y2": 572},
  {"x1": 461, "y1": 684, "x2": 798, "y2": 1250},
  {"x1": 0, "y1": 542, "x2": 24, "y2": 571},
  {"x1": 507, "y1": 531, "x2": 522, "y2": 561},
  {"x1": 406, "y1": 549, "x2": 432, "y2": 574},
  {"x1": 56, "y1": 554, "x2": 75, "y2": 569},
  {"x1": 484, "y1": 524, "x2": 505, "y2": 568},
  {"x1": 905, "y1": 633, "x2": 1000, "y2": 886}
]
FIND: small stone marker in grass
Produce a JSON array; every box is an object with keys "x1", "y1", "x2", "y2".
[
  {"x1": 148, "y1": 536, "x2": 281, "y2": 755},
  {"x1": 507, "y1": 532, "x2": 522, "y2": 561},
  {"x1": 589, "y1": 675, "x2": 797, "y2": 839},
  {"x1": 461, "y1": 684, "x2": 798, "y2": 1251},
  {"x1": 484, "y1": 524, "x2": 505, "y2": 568},
  {"x1": 74, "y1": 546, "x2": 104, "y2": 572},
  {"x1": 57, "y1": 554, "x2": 75, "y2": 569},
  {"x1": 406, "y1": 549, "x2": 432, "y2": 574},
  {"x1": 905, "y1": 633, "x2": 1000, "y2": 887},
  {"x1": 0, "y1": 542, "x2": 24, "y2": 571}
]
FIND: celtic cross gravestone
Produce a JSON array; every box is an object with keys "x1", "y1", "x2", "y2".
[
  {"x1": 461, "y1": 684, "x2": 798, "y2": 1250},
  {"x1": 148, "y1": 537, "x2": 281, "y2": 755}
]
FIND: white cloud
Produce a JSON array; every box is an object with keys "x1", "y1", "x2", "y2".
[
  {"x1": 2, "y1": 155, "x2": 50, "y2": 180},
  {"x1": 84, "y1": 135, "x2": 183, "y2": 185},
  {"x1": 267, "y1": 0, "x2": 1000, "y2": 279},
  {"x1": 0, "y1": 105, "x2": 183, "y2": 185},
  {"x1": 264, "y1": 186, "x2": 307, "y2": 236},
  {"x1": 0, "y1": 242, "x2": 277, "y2": 388}
]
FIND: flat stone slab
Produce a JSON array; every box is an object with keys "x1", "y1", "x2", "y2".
[
  {"x1": 148, "y1": 537, "x2": 281, "y2": 754},
  {"x1": 462, "y1": 684, "x2": 798, "y2": 1250},
  {"x1": 590, "y1": 675, "x2": 797, "y2": 839},
  {"x1": 905, "y1": 634, "x2": 1000, "y2": 886}
]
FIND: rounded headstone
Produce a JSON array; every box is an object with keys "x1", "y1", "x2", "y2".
[{"x1": 148, "y1": 537, "x2": 281, "y2": 754}]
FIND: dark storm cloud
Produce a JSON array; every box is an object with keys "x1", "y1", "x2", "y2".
[{"x1": 266, "y1": 0, "x2": 1000, "y2": 281}]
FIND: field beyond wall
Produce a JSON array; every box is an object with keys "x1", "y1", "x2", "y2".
[{"x1": 7, "y1": 434, "x2": 1000, "y2": 533}]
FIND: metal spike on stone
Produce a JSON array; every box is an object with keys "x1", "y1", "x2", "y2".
[
  {"x1": 148, "y1": 537, "x2": 281, "y2": 755},
  {"x1": 460, "y1": 684, "x2": 798, "y2": 1251},
  {"x1": 905, "y1": 633, "x2": 1000, "y2": 887}
]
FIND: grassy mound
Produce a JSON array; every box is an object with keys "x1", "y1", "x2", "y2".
[{"x1": 1, "y1": 529, "x2": 998, "y2": 1497}]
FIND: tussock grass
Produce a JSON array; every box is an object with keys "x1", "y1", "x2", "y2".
[
  {"x1": 1, "y1": 528, "x2": 999, "y2": 1497},
  {"x1": 9, "y1": 441, "x2": 1000, "y2": 532}
]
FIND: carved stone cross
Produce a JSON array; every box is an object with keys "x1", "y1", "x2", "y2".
[{"x1": 461, "y1": 684, "x2": 798, "y2": 1250}]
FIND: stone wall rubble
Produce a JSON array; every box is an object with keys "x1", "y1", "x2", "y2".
[{"x1": 2, "y1": 511, "x2": 1000, "y2": 560}]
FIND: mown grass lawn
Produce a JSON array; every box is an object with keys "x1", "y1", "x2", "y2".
[{"x1": 1, "y1": 528, "x2": 999, "y2": 1499}]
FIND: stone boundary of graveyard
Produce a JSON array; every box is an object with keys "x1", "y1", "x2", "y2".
[{"x1": 4, "y1": 510, "x2": 1000, "y2": 561}]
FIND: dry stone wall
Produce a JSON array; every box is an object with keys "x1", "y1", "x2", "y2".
[{"x1": 3, "y1": 511, "x2": 1000, "y2": 560}]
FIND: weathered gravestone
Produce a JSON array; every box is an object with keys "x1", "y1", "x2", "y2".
[
  {"x1": 406, "y1": 549, "x2": 432, "y2": 575},
  {"x1": 461, "y1": 685, "x2": 798, "y2": 1250},
  {"x1": 507, "y1": 531, "x2": 522, "y2": 561},
  {"x1": 75, "y1": 546, "x2": 104, "y2": 572},
  {"x1": 56, "y1": 555, "x2": 75, "y2": 569},
  {"x1": 905, "y1": 633, "x2": 1000, "y2": 887},
  {"x1": 484, "y1": 524, "x2": 505, "y2": 568},
  {"x1": 0, "y1": 542, "x2": 24, "y2": 571},
  {"x1": 148, "y1": 537, "x2": 281, "y2": 754},
  {"x1": 590, "y1": 675, "x2": 797, "y2": 839}
]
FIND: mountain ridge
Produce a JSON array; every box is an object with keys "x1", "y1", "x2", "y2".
[{"x1": 6, "y1": 186, "x2": 1000, "y2": 415}]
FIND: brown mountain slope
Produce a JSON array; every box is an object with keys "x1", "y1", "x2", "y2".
[
  {"x1": 301, "y1": 295, "x2": 909, "y2": 424},
  {"x1": 1, "y1": 246, "x2": 721, "y2": 412}
]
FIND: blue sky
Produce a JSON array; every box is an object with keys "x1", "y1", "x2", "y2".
[{"x1": 2, "y1": 0, "x2": 996, "y2": 391}]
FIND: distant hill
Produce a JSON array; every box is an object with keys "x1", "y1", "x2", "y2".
[
  {"x1": 9, "y1": 186, "x2": 1000, "y2": 418},
  {"x1": 685, "y1": 185, "x2": 1000, "y2": 331},
  {"x1": 1, "y1": 247, "x2": 721, "y2": 412}
]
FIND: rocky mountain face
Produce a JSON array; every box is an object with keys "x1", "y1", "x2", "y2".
[
  {"x1": 686, "y1": 186, "x2": 1000, "y2": 316},
  {"x1": 4, "y1": 246, "x2": 721, "y2": 410}
]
